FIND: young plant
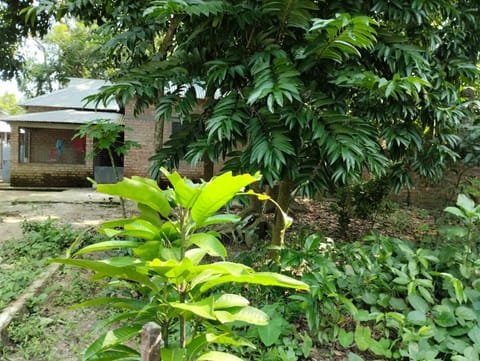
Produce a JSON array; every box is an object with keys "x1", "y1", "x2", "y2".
[
  {"x1": 50, "y1": 170, "x2": 308, "y2": 361},
  {"x1": 443, "y1": 193, "x2": 480, "y2": 244},
  {"x1": 74, "y1": 119, "x2": 141, "y2": 218}
]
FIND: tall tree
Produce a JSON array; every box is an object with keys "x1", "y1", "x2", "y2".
[
  {"x1": 21, "y1": 0, "x2": 480, "y2": 245},
  {"x1": 17, "y1": 21, "x2": 113, "y2": 97},
  {"x1": 0, "y1": 0, "x2": 51, "y2": 80},
  {"x1": 0, "y1": 92, "x2": 24, "y2": 115}
]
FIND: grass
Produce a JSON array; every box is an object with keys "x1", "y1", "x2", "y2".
[{"x1": 0, "y1": 219, "x2": 111, "y2": 361}]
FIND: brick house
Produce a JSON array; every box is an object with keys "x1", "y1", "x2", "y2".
[{"x1": 0, "y1": 78, "x2": 211, "y2": 187}]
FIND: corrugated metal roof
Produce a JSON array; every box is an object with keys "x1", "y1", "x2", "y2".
[
  {"x1": 19, "y1": 78, "x2": 119, "y2": 111},
  {"x1": 0, "y1": 109, "x2": 122, "y2": 125},
  {"x1": 0, "y1": 121, "x2": 10, "y2": 132}
]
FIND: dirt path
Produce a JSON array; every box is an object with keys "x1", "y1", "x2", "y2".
[{"x1": 0, "y1": 188, "x2": 133, "y2": 243}]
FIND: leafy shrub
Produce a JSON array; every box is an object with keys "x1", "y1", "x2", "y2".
[
  {"x1": 0, "y1": 218, "x2": 77, "y2": 260},
  {"x1": 331, "y1": 177, "x2": 391, "y2": 238},
  {"x1": 281, "y1": 226, "x2": 480, "y2": 360},
  {"x1": 51, "y1": 171, "x2": 308, "y2": 361}
]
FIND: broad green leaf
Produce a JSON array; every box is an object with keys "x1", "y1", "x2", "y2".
[
  {"x1": 185, "y1": 248, "x2": 207, "y2": 265},
  {"x1": 138, "y1": 203, "x2": 163, "y2": 228},
  {"x1": 214, "y1": 294, "x2": 250, "y2": 309},
  {"x1": 205, "y1": 333, "x2": 255, "y2": 348},
  {"x1": 191, "y1": 172, "x2": 260, "y2": 225},
  {"x1": 258, "y1": 312, "x2": 283, "y2": 347},
  {"x1": 456, "y1": 306, "x2": 477, "y2": 321},
  {"x1": 49, "y1": 258, "x2": 158, "y2": 292},
  {"x1": 73, "y1": 240, "x2": 141, "y2": 256},
  {"x1": 407, "y1": 294, "x2": 429, "y2": 313},
  {"x1": 457, "y1": 194, "x2": 476, "y2": 212},
  {"x1": 83, "y1": 325, "x2": 141, "y2": 360},
  {"x1": 348, "y1": 353, "x2": 365, "y2": 361},
  {"x1": 407, "y1": 310, "x2": 427, "y2": 325},
  {"x1": 433, "y1": 304, "x2": 457, "y2": 327},
  {"x1": 133, "y1": 241, "x2": 162, "y2": 261},
  {"x1": 200, "y1": 214, "x2": 241, "y2": 227},
  {"x1": 215, "y1": 306, "x2": 269, "y2": 325},
  {"x1": 468, "y1": 326, "x2": 480, "y2": 343},
  {"x1": 189, "y1": 233, "x2": 227, "y2": 258},
  {"x1": 97, "y1": 177, "x2": 170, "y2": 217},
  {"x1": 161, "y1": 348, "x2": 186, "y2": 361},
  {"x1": 71, "y1": 297, "x2": 146, "y2": 311},
  {"x1": 197, "y1": 351, "x2": 244, "y2": 361},
  {"x1": 339, "y1": 329, "x2": 353, "y2": 348},
  {"x1": 444, "y1": 206, "x2": 468, "y2": 219},
  {"x1": 199, "y1": 272, "x2": 309, "y2": 292},
  {"x1": 354, "y1": 325, "x2": 371, "y2": 351},
  {"x1": 170, "y1": 297, "x2": 216, "y2": 320},
  {"x1": 162, "y1": 169, "x2": 202, "y2": 208}
]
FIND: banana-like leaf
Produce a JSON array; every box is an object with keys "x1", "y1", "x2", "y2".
[
  {"x1": 96, "y1": 177, "x2": 170, "y2": 217},
  {"x1": 191, "y1": 172, "x2": 260, "y2": 225}
]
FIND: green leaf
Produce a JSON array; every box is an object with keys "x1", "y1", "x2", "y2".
[
  {"x1": 49, "y1": 258, "x2": 158, "y2": 292},
  {"x1": 197, "y1": 351, "x2": 244, "y2": 361},
  {"x1": 407, "y1": 310, "x2": 427, "y2": 325},
  {"x1": 257, "y1": 314, "x2": 283, "y2": 346},
  {"x1": 189, "y1": 233, "x2": 227, "y2": 258},
  {"x1": 339, "y1": 329, "x2": 354, "y2": 348},
  {"x1": 97, "y1": 177, "x2": 170, "y2": 217},
  {"x1": 73, "y1": 240, "x2": 141, "y2": 256},
  {"x1": 191, "y1": 172, "x2": 260, "y2": 225},
  {"x1": 214, "y1": 294, "x2": 250, "y2": 309},
  {"x1": 214, "y1": 306, "x2": 269, "y2": 325},
  {"x1": 408, "y1": 294, "x2": 429, "y2": 313},
  {"x1": 161, "y1": 348, "x2": 187, "y2": 361},
  {"x1": 170, "y1": 297, "x2": 216, "y2": 320},
  {"x1": 456, "y1": 306, "x2": 477, "y2": 321},
  {"x1": 200, "y1": 214, "x2": 241, "y2": 226},
  {"x1": 354, "y1": 325, "x2": 371, "y2": 351},
  {"x1": 433, "y1": 304, "x2": 457, "y2": 327},
  {"x1": 457, "y1": 193, "x2": 476, "y2": 212},
  {"x1": 199, "y1": 271, "x2": 309, "y2": 292},
  {"x1": 162, "y1": 168, "x2": 202, "y2": 208},
  {"x1": 348, "y1": 353, "x2": 365, "y2": 361},
  {"x1": 468, "y1": 326, "x2": 480, "y2": 343},
  {"x1": 83, "y1": 325, "x2": 141, "y2": 360}
]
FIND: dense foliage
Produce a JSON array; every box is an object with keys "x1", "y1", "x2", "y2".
[{"x1": 51, "y1": 171, "x2": 307, "y2": 360}]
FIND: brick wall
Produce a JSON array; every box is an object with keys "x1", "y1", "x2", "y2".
[
  {"x1": 123, "y1": 100, "x2": 215, "y2": 180},
  {"x1": 9, "y1": 122, "x2": 94, "y2": 187}
]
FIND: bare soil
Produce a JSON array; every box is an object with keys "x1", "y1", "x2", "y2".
[{"x1": 0, "y1": 188, "x2": 133, "y2": 244}]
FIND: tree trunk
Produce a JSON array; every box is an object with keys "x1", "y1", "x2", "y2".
[
  {"x1": 154, "y1": 117, "x2": 164, "y2": 154},
  {"x1": 107, "y1": 148, "x2": 127, "y2": 218},
  {"x1": 203, "y1": 155, "x2": 214, "y2": 181},
  {"x1": 271, "y1": 180, "x2": 292, "y2": 249}
]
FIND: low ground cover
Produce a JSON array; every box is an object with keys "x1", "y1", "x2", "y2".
[{"x1": 1, "y1": 184, "x2": 478, "y2": 361}]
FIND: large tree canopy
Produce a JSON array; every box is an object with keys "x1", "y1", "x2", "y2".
[
  {"x1": 58, "y1": 0, "x2": 480, "y2": 191},
  {"x1": 0, "y1": 0, "x2": 51, "y2": 80},
  {"x1": 10, "y1": 1, "x2": 480, "y2": 244},
  {"x1": 17, "y1": 21, "x2": 114, "y2": 97}
]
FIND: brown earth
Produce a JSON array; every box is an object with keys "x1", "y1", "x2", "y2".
[{"x1": 0, "y1": 187, "x2": 135, "y2": 244}]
